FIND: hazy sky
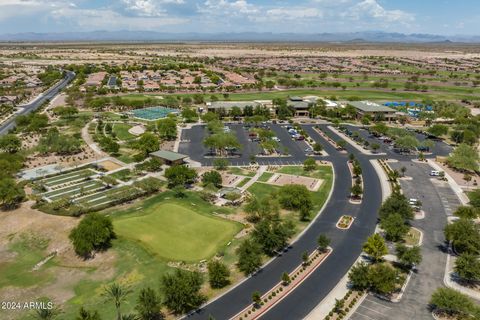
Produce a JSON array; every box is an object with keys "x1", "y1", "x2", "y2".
[{"x1": 1, "y1": 0, "x2": 478, "y2": 35}]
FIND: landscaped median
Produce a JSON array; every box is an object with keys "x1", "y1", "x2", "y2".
[{"x1": 230, "y1": 248, "x2": 333, "y2": 320}]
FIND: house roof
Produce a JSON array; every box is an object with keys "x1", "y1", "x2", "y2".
[
  {"x1": 349, "y1": 101, "x2": 396, "y2": 113},
  {"x1": 206, "y1": 101, "x2": 261, "y2": 110},
  {"x1": 150, "y1": 150, "x2": 188, "y2": 162}
]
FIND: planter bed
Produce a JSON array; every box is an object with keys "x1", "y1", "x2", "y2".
[{"x1": 336, "y1": 215, "x2": 354, "y2": 229}]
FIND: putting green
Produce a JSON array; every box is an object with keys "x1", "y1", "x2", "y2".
[{"x1": 113, "y1": 203, "x2": 241, "y2": 261}]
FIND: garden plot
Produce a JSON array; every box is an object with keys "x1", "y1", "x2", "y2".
[
  {"x1": 220, "y1": 172, "x2": 244, "y2": 187},
  {"x1": 75, "y1": 186, "x2": 132, "y2": 208},
  {"x1": 265, "y1": 173, "x2": 323, "y2": 192},
  {"x1": 43, "y1": 180, "x2": 105, "y2": 202},
  {"x1": 41, "y1": 169, "x2": 97, "y2": 188}
]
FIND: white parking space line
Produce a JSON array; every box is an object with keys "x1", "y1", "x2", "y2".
[
  {"x1": 354, "y1": 311, "x2": 377, "y2": 320},
  {"x1": 364, "y1": 298, "x2": 392, "y2": 309},
  {"x1": 359, "y1": 305, "x2": 388, "y2": 316}
]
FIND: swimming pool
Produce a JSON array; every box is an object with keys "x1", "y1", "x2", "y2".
[{"x1": 131, "y1": 106, "x2": 178, "y2": 120}]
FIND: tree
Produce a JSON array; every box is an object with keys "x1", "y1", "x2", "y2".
[
  {"x1": 379, "y1": 193, "x2": 414, "y2": 221},
  {"x1": 371, "y1": 143, "x2": 380, "y2": 153},
  {"x1": 157, "y1": 118, "x2": 177, "y2": 140},
  {"x1": 370, "y1": 123, "x2": 388, "y2": 136},
  {"x1": 164, "y1": 165, "x2": 197, "y2": 188},
  {"x1": 202, "y1": 170, "x2": 222, "y2": 188},
  {"x1": 381, "y1": 213, "x2": 409, "y2": 242},
  {"x1": 396, "y1": 244, "x2": 422, "y2": 268},
  {"x1": 0, "y1": 177, "x2": 25, "y2": 209},
  {"x1": 136, "y1": 133, "x2": 160, "y2": 154},
  {"x1": 348, "y1": 262, "x2": 370, "y2": 290},
  {"x1": 181, "y1": 107, "x2": 198, "y2": 123},
  {"x1": 69, "y1": 213, "x2": 116, "y2": 258},
  {"x1": 313, "y1": 143, "x2": 323, "y2": 154},
  {"x1": 430, "y1": 287, "x2": 479, "y2": 318},
  {"x1": 102, "y1": 283, "x2": 131, "y2": 320},
  {"x1": 444, "y1": 219, "x2": 480, "y2": 255},
  {"x1": 468, "y1": 189, "x2": 480, "y2": 209},
  {"x1": 0, "y1": 134, "x2": 21, "y2": 153},
  {"x1": 395, "y1": 135, "x2": 419, "y2": 151},
  {"x1": 447, "y1": 143, "x2": 479, "y2": 172},
  {"x1": 427, "y1": 124, "x2": 449, "y2": 137},
  {"x1": 352, "y1": 163, "x2": 362, "y2": 177},
  {"x1": 236, "y1": 238, "x2": 263, "y2": 275},
  {"x1": 135, "y1": 287, "x2": 163, "y2": 320},
  {"x1": 278, "y1": 184, "x2": 313, "y2": 213},
  {"x1": 302, "y1": 251, "x2": 310, "y2": 266},
  {"x1": 454, "y1": 206, "x2": 479, "y2": 220},
  {"x1": 252, "y1": 216, "x2": 295, "y2": 255},
  {"x1": 351, "y1": 183, "x2": 363, "y2": 199},
  {"x1": 213, "y1": 158, "x2": 229, "y2": 170},
  {"x1": 363, "y1": 234, "x2": 388, "y2": 262},
  {"x1": 252, "y1": 291, "x2": 262, "y2": 307},
  {"x1": 281, "y1": 272, "x2": 291, "y2": 285},
  {"x1": 400, "y1": 166, "x2": 407, "y2": 177},
  {"x1": 161, "y1": 269, "x2": 206, "y2": 314},
  {"x1": 317, "y1": 234, "x2": 330, "y2": 253},
  {"x1": 303, "y1": 157, "x2": 317, "y2": 171},
  {"x1": 207, "y1": 260, "x2": 230, "y2": 289},
  {"x1": 336, "y1": 140, "x2": 347, "y2": 150},
  {"x1": 454, "y1": 253, "x2": 480, "y2": 282},
  {"x1": 77, "y1": 307, "x2": 101, "y2": 320},
  {"x1": 368, "y1": 263, "x2": 399, "y2": 295}
]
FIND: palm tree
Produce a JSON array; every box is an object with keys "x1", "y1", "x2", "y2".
[{"x1": 102, "y1": 283, "x2": 131, "y2": 320}]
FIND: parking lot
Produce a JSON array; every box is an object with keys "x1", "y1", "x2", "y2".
[
  {"x1": 350, "y1": 295, "x2": 392, "y2": 320},
  {"x1": 179, "y1": 123, "x2": 321, "y2": 166}
]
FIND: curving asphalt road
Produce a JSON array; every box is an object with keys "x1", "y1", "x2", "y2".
[
  {"x1": 0, "y1": 71, "x2": 75, "y2": 136},
  {"x1": 185, "y1": 124, "x2": 383, "y2": 320}
]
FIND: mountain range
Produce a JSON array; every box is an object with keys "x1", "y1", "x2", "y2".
[{"x1": 0, "y1": 31, "x2": 479, "y2": 43}]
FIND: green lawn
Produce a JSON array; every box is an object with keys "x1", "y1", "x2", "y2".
[
  {"x1": 276, "y1": 165, "x2": 333, "y2": 180},
  {"x1": 249, "y1": 165, "x2": 334, "y2": 213},
  {"x1": 112, "y1": 123, "x2": 135, "y2": 141},
  {"x1": 258, "y1": 172, "x2": 274, "y2": 182},
  {"x1": 236, "y1": 177, "x2": 251, "y2": 188},
  {"x1": 113, "y1": 200, "x2": 242, "y2": 262},
  {"x1": 228, "y1": 167, "x2": 257, "y2": 177}
]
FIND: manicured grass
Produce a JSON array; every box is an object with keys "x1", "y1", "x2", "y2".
[
  {"x1": 228, "y1": 167, "x2": 257, "y2": 177},
  {"x1": 236, "y1": 177, "x2": 251, "y2": 188},
  {"x1": 258, "y1": 172, "x2": 274, "y2": 182},
  {"x1": 113, "y1": 197, "x2": 242, "y2": 261},
  {"x1": 248, "y1": 165, "x2": 333, "y2": 213},
  {"x1": 276, "y1": 165, "x2": 333, "y2": 180},
  {"x1": 112, "y1": 123, "x2": 135, "y2": 141}
]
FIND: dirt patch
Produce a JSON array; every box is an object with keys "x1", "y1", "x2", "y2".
[
  {"x1": 266, "y1": 173, "x2": 323, "y2": 191},
  {"x1": 0, "y1": 202, "x2": 118, "y2": 319},
  {"x1": 97, "y1": 159, "x2": 123, "y2": 171}
]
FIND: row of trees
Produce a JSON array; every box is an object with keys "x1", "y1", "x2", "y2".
[{"x1": 0, "y1": 133, "x2": 25, "y2": 209}]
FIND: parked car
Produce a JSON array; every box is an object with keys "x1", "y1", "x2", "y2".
[
  {"x1": 296, "y1": 135, "x2": 305, "y2": 141},
  {"x1": 272, "y1": 137, "x2": 281, "y2": 142},
  {"x1": 430, "y1": 170, "x2": 441, "y2": 176}
]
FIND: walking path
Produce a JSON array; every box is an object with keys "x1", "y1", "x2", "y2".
[
  {"x1": 239, "y1": 165, "x2": 266, "y2": 191},
  {"x1": 81, "y1": 120, "x2": 107, "y2": 157}
]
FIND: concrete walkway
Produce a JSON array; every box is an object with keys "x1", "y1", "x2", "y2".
[{"x1": 239, "y1": 165, "x2": 266, "y2": 191}]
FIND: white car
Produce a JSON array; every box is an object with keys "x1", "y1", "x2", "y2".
[
  {"x1": 272, "y1": 137, "x2": 280, "y2": 142},
  {"x1": 409, "y1": 198, "x2": 418, "y2": 205},
  {"x1": 430, "y1": 170, "x2": 441, "y2": 176}
]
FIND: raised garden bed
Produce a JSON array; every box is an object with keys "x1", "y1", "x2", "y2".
[{"x1": 336, "y1": 215, "x2": 354, "y2": 229}]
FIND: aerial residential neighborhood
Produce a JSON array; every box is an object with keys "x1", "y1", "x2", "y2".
[{"x1": 0, "y1": 1, "x2": 479, "y2": 320}]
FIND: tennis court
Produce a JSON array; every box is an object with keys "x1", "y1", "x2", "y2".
[{"x1": 131, "y1": 106, "x2": 178, "y2": 120}]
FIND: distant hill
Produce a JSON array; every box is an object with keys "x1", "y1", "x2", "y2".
[{"x1": 0, "y1": 31, "x2": 479, "y2": 43}]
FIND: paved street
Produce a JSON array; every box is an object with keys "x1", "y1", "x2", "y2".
[{"x1": 0, "y1": 71, "x2": 75, "y2": 136}]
